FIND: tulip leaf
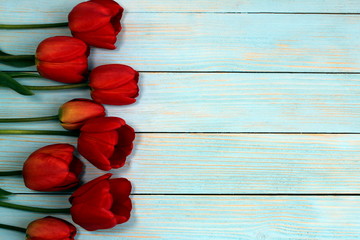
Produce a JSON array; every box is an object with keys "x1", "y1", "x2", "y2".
[
  {"x1": 0, "y1": 188, "x2": 12, "y2": 200},
  {"x1": 0, "y1": 71, "x2": 34, "y2": 95},
  {"x1": 0, "y1": 50, "x2": 35, "y2": 68}
]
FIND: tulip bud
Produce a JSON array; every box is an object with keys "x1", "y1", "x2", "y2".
[
  {"x1": 68, "y1": 0, "x2": 124, "y2": 49},
  {"x1": 23, "y1": 144, "x2": 84, "y2": 192},
  {"x1": 69, "y1": 174, "x2": 132, "y2": 231},
  {"x1": 26, "y1": 216, "x2": 76, "y2": 240},
  {"x1": 89, "y1": 64, "x2": 139, "y2": 105},
  {"x1": 59, "y1": 98, "x2": 106, "y2": 130},
  {"x1": 36, "y1": 36, "x2": 89, "y2": 83}
]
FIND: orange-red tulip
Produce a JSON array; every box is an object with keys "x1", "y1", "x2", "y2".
[
  {"x1": 89, "y1": 64, "x2": 139, "y2": 105},
  {"x1": 36, "y1": 36, "x2": 89, "y2": 83},
  {"x1": 77, "y1": 117, "x2": 134, "y2": 171},
  {"x1": 69, "y1": 173, "x2": 132, "y2": 231},
  {"x1": 59, "y1": 98, "x2": 106, "y2": 130},
  {"x1": 68, "y1": 0, "x2": 124, "y2": 49},
  {"x1": 26, "y1": 216, "x2": 76, "y2": 240},
  {"x1": 23, "y1": 144, "x2": 84, "y2": 191}
]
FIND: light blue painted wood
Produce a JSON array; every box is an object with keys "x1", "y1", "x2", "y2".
[
  {"x1": 1, "y1": 14, "x2": 360, "y2": 72},
  {"x1": 0, "y1": 73, "x2": 359, "y2": 132},
  {"x1": 1, "y1": 133, "x2": 360, "y2": 194},
  {"x1": 2, "y1": 195, "x2": 360, "y2": 239},
  {"x1": 2, "y1": 0, "x2": 360, "y2": 14},
  {"x1": 1, "y1": 1, "x2": 360, "y2": 239}
]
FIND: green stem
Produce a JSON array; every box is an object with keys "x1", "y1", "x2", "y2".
[
  {"x1": 6, "y1": 72, "x2": 42, "y2": 78},
  {"x1": 0, "y1": 170, "x2": 22, "y2": 176},
  {"x1": 0, "y1": 130, "x2": 78, "y2": 137},
  {"x1": 0, "y1": 115, "x2": 59, "y2": 123},
  {"x1": 0, "y1": 22, "x2": 68, "y2": 29},
  {"x1": 0, "y1": 55, "x2": 35, "y2": 61},
  {"x1": 0, "y1": 223, "x2": 26, "y2": 233},
  {"x1": 0, "y1": 201, "x2": 71, "y2": 213},
  {"x1": 24, "y1": 83, "x2": 89, "y2": 90}
]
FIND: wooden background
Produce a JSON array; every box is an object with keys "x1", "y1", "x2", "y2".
[{"x1": 1, "y1": 0, "x2": 360, "y2": 239}]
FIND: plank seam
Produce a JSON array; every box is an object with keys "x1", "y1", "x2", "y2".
[
  {"x1": 11, "y1": 193, "x2": 360, "y2": 196},
  {"x1": 136, "y1": 132, "x2": 360, "y2": 134},
  {"x1": 4, "y1": 71, "x2": 360, "y2": 74},
  {"x1": 128, "y1": 12, "x2": 360, "y2": 15}
]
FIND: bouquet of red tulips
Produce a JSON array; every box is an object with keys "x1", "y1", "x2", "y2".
[{"x1": 0, "y1": 0, "x2": 140, "y2": 237}]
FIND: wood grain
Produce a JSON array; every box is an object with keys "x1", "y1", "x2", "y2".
[
  {"x1": 1, "y1": 133, "x2": 360, "y2": 194},
  {"x1": 2, "y1": 0, "x2": 360, "y2": 14},
  {"x1": 0, "y1": 73, "x2": 360, "y2": 132},
  {"x1": 1, "y1": 14, "x2": 360, "y2": 72},
  {"x1": 2, "y1": 194, "x2": 360, "y2": 239}
]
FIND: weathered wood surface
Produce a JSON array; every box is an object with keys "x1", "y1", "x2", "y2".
[
  {"x1": 2, "y1": 195, "x2": 360, "y2": 240},
  {"x1": 1, "y1": 133, "x2": 360, "y2": 194},
  {"x1": 2, "y1": 14, "x2": 360, "y2": 72},
  {"x1": 1, "y1": 0, "x2": 360, "y2": 239},
  {"x1": 0, "y1": 73, "x2": 360, "y2": 132}
]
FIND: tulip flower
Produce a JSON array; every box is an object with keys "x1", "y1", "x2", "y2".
[
  {"x1": 36, "y1": 36, "x2": 89, "y2": 83},
  {"x1": 0, "y1": 98, "x2": 106, "y2": 131},
  {"x1": 26, "y1": 216, "x2": 77, "y2": 240},
  {"x1": 89, "y1": 64, "x2": 140, "y2": 105},
  {"x1": 0, "y1": 36, "x2": 89, "y2": 86},
  {"x1": 69, "y1": 173, "x2": 132, "y2": 231},
  {"x1": 0, "y1": 217, "x2": 76, "y2": 239},
  {"x1": 68, "y1": 0, "x2": 124, "y2": 49},
  {"x1": 59, "y1": 98, "x2": 106, "y2": 130},
  {"x1": 77, "y1": 117, "x2": 135, "y2": 171},
  {"x1": 22, "y1": 144, "x2": 84, "y2": 192}
]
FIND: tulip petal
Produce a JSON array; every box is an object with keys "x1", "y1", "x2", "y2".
[
  {"x1": 23, "y1": 153, "x2": 70, "y2": 191},
  {"x1": 70, "y1": 173, "x2": 112, "y2": 200},
  {"x1": 30, "y1": 144, "x2": 75, "y2": 163},
  {"x1": 109, "y1": 178, "x2": 132, "y2": 224},
  {"x1": 109, "y1": 178, "x2": 132, "y2": 196},
  {"x1": 71, "y1": 204, "x2": 117, "y2": 231},
  {"x1": 72, "y1": 24, "x2": 118, "y2": 50},
  {"x1": 69, "y1": 2, "x2": 113, "y2": 32},
  {"x1": 91, "y1": 0, "x2": 124, "y2": 20},
  {"x1": 80, "y1": 117, "x2": 125, "y2": 132},
  {"x1": 26, "y1": 217, "x2": 76, "y2": 239},
  {"x1": 109, "y1": 124, "x2": 135, "y2": 168},
  {"x1": 36, "y1": 36, "x2": 89, "y2": 62},
  {"x1": 91, "y1": 90, "x2": 137, "y2": 105},
  {"x1": 22, "y1": 144, "x2": 82, "y2": 192},
  {"x1": 71, "y1": 179, "x2": 112, "y2": 210},
  {"x1": 78, "y1": 133, "x2": 114, "y2": 171},
  {"x1": 89, "y1": 64, "x2": 139, "y2": 89},
  {"x1": 69, "y1": 174, "x2": 118, "y2": 231},
  {"x1": 59, "y1": 98, "x2": 106, "y2": 125},
  {"x1": 69, "y1": 174, "x2": 132, "y2": 231},
  {"x1": 37, "y1": 57, "x2": 88, "y2": 84}
]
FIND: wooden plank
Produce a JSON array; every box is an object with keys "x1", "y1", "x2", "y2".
[
  {"x1": 2, "y1": 14, "x2": 360, "y2": 72},
  {"x1": 2, "y1": 0, "x2": 360, "y2": 14},
  {"x1": 2, "y1": 195, "x2": 360, "y2": 239},
  {"x1": 1, "y1": 73, "x2": 360, "y2": 132},
  {"x1": 1, "y1": 133, "x2": 360, "y2": 194}
]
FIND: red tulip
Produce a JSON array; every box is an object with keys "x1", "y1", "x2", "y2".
[
  {"x1": 26, "y1": 216, "x2": 77, "y2": 240},
  {"x1": 68, "y1": 0, "x2": 124, "y2": 49},
  {"x1": 23, "y1": 144, "x2": 84, "y2": 192},
  {"x1": 69, "y1": 173, "x2": 132, "y2": 231},
  {"x1": 59, "y1": 98, "x2": 106, "y2": 130},
  {"x1": 89, "y1": 64, "x2": 139, "y2": 105},
  {"x1": 36, "y1": 36, "x2": 89, "y2": 83},
  {"x1": 77, "y1": 117, "x2": 135, "y2": 171}
]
